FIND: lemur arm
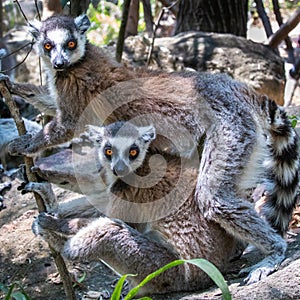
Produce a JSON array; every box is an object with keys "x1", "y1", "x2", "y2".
[
  {"x1": 0, "y1": 74, "x2": 57, "y2": 116},
  {"x1": 8, "y1": 117, "x2": 75, "y2": 156}
]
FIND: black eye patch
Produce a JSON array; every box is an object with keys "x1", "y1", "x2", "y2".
[{"x1": 129, "y1": 144, "x2": 139, "y2": 160}]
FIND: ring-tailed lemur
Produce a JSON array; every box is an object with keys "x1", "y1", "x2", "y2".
[
  {"x1": 32, "y1": 121, "x2": 238, "y2": 294},
  {"x1": 0, "y1": 15, "x2": 298, "y2": 288}
]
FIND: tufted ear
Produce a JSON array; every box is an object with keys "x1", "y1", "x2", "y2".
[
  {"x1": 86, "y1": 125, "x2": 105, "y2": 145},
  {"x1": 139, "y1": 125, "x2": 156, "y2": 143},
  {"x1": 74, "y1": 14, "x2": 91, "y2": 33},
  {"x1": 27, "y1": 20, "x2": 42, "y2": 40}
]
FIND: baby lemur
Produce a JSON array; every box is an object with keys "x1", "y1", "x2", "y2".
[
  {"x1": 2, "y1": 14, "x2": 299, "y2": 289},
  {"x1": 33, "y1": 121, "x2": 238, "y2": 293}
]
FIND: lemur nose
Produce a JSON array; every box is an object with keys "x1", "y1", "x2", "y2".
[
  {"x1": 113, "y1": 160, "x2": 130, "y2": 177},
  {"x1": 54, "y1": 62, "x2": 65, "y2": 69}
]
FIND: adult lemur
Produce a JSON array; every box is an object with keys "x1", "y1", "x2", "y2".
[
  {"x1": 32, "y1": 121, "x2": 238, "y2": 293},
  {"x1": 1, "y1": 14, "x2": 299, "y2": 291}
]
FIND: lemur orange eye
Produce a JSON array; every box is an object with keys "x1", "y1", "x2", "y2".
[
  {"x1": 130, "y1": 149, "x2": 137, "y2": 157},
  {"x1": 129, "y1": 147, "x2": 139, "y2": 159},
  {"x1": 67, "y1": 41, "x2": 76, "y2": 49},
  {"x1": 105, "y1": 148, "x2": 113, "y2": 156},
  {"x1": 44, "y1": 43, "x2": 52, "y2": 51}
]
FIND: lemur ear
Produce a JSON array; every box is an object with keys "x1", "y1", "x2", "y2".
[
  {"x1": 74, "y1": 15, "x2": 91, "y2": 33},
  {"x1": 86, "y1": 125, "x2": 105, "y2": 144},
  {"x1": 27, "y1": 20, "x2": 42, "y2": 39},
  {"x1": 139, "y1": 125, "x2": 156, "y2": 143}
]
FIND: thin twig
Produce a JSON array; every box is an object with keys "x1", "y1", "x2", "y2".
[
  {"x1": 34, "y1": 0, "x2": 41, "y2": 20},
  {"x1": 0, "y1": 82, "x2": 76, "y2": 300},
  {"x1": 14, "y1": 0, "x2": 29, "y2": 23},
  {"x1": 146, "y1": 7, "x2": 166, "y2": 67},
  {"x1": 1, "y1": 41, "x2": 34, "y2": 74},
  {"x1": 146, "y1": 1, "x2": 178, "y2": 67},
  {"x1": 272, "y1": 0, "x2": 294, "y2": 63}
]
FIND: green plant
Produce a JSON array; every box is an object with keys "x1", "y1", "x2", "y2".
[
  {"x1": 0, "y1": 282, "x2": 31, "y2": 300},
  {"x1": 111, "y1": 258, "x2": 231, "y2": 300},
  {"x1": 289, "y1": 115, "x2": 299, "y2": 128}
]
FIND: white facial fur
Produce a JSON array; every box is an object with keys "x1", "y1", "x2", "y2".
[
  {"x1": 88, "y1": 123, "x2": 156, "y2": 178},
  {"x1": 45, "y1": 29, "x2": 86, "y2": 68},
  {"x1": 28, "y1": 15, "x2": 89, "y2": 71}
]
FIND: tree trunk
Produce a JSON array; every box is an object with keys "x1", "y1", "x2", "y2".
[
  {"x1": 142, "y1": 0, "x2": 154, "y2": 36},
  {"x1": 175, "y1": 0, "x2": 248, "y2": 37},
  {"x1": 125, "y1": 0, "x2": 139, "y2": 37},
  {"x1": 42, "y1": 0, "x2": 62, "y2": 19},
  {"x1": 70, "y1": 0, "x2": 90, "y2": 17}
]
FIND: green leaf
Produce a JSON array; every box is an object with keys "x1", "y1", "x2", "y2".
[
  {"x1": 10, "y1": 291, "x2": 30, "y2": 300},
  {"x1": 291, "y1": 119, "x2": 298, "y2": 128},
  {"x1": 4, "y1": 283, "x2": 15, "y2": 300},
  {"x1": 124, "y1": 260, "x2": 184, "y2": 300},
  {"x1": 73, "y1": 272, "x2": 87, "y2": 287},
  {"x1": 288, "y1": 115, "x2": 298, "y2": 128},
  {"x1": 0, "y1": 283, "x2": 9, "y2": 294},
  {"x1": 123, "y1": 259, "x2": 231, "y2": 300},
  {"x1": 111, "y1": 274, "x2": 136, "y2": 300},
  {"x1": 185, "y1": 259, "x2": 231, "y2": 300}
]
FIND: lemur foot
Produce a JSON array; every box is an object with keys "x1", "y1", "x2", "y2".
[
  {"x1": 36, "y1": 212, "x2": 61, "y2": 231},
  {"x1": 32, "y1": 213, "x2": 66, "y2": 236},
  {"x1": 8, "y1": 134, "x2": 37, "y2": 156},
  {"x1": 20, "y1": 182, "x2": 58, "y2": 212},
  {"x1": 32, "y1": 213, "x2": 69, "y2": 252},
  {"x1": 239, "y1": 253, "x2": 285, "y2": 284}
]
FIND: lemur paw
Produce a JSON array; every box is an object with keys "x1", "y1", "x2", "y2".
[
  {"x1": 32, "y1": 212, "x2": 60, "y2": 234},
  {"x1": 239, "y1": 257, "x2": 282, "y2": 284},
  {"x1": 18, "y1": 181, "x2": 58, "y2": 212},
  {"x1": 242, "y1": 265, "x2": 276, "y2": 285},
  {"x1": 0, "y1": 74, "x2": 13, "y2": 91},
  {"x1": 8, "y1": 134, "x2": 36, "y2": 156}
]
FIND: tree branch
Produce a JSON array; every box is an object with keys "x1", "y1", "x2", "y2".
[
  {"x1": 0, "y1": 81, "x2": 76, "y2": 300},
  {"x1": 268, "y1": 7, "x2": 300, "y2": 49},
  {"x1": 116, "y1": 0, "x2": 131, "y2": 63},
  {"x1": 255, "y1": 0, "x2": 273, "y2": 37}
]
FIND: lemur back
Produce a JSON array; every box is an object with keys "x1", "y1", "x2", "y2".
[{"x1": 4, "y1": 14, "x2": 299, "y2": 290}]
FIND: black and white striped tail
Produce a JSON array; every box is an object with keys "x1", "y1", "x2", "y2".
[{"x1": 262, "y1": 99, "x2": 299, "y2": 235}]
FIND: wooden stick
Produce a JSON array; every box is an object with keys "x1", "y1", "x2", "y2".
[
  {"x1": 0, "y1": 81, "x2": 76, "y2": 300},
  {"x1": 116, "y1": 0, "x2": 131, "y2": 63},
  {"x1": 268, "y1": 7, "x2": 300, "y2": 49},
  {"x1": 255, "y1": 0, "x2": 273, "y2": 37}
]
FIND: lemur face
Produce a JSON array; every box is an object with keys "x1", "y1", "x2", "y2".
[
  {"x1": 28, "y1": 15, "x2": 90, "y2": 71},
  {"x1": 88, "y1": 121, "x2": 156, "y2": 178}
]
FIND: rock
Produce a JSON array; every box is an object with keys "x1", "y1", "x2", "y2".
[{"x1": 121, "y1": 32, "x2": 285, "y2": 105}]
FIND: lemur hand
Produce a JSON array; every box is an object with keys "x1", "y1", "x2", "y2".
[
  {"x1": 0, "y1": 73, "x2": 13, "y2": 92},
  {"x1": 8, "y1": 134, "x2": 38, "y2": 156}
]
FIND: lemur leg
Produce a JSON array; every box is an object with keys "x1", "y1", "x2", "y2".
[
  {"x1": 8, "y1": 119, "x2": 75, "y2": 156},
  {"x1": 31, "y1": 213, "x2": 98, "y2": 259},
  {"x1": 196, "y1": 128, "x2": 287, "y2": 284},
  {"x1": 22, "y1": 182, "x2": 58, "y2": 213},
  {"x1": 32, "y1": 213, "x2": 207, "y2": 293}
]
